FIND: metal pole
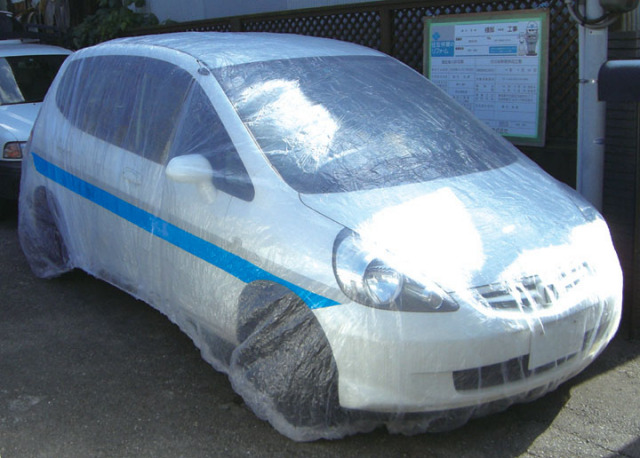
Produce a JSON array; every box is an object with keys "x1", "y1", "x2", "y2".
[{"x1": 576, "y1": 0, "x2": 608, "y2": 211}]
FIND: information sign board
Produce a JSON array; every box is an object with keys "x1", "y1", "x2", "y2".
[{"x1": 424, "y1": 11, "x2": 549, "y2": 146}]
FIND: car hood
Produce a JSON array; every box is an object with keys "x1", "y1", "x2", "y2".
[
  {"x1": 300, "y1": 158, "x2": 599, "y2": 290},
  {"x1": 0, "y1": 103, "x2": 40, "y2": 142}
]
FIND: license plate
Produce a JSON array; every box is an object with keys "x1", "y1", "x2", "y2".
[{"x1": 528, "y1": 311, "x2": 587, "y2": 370}]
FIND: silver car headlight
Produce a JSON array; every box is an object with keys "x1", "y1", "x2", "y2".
[
  {"x1": 332, "y1": 229, "x2": 459, "y2": 312},
  {"x1": 3, "y1": 141, "x2": 25, "y2": 159}
]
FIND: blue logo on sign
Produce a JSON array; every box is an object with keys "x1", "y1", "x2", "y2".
[{"x1": 431, "y1": 39, "x2": 454, "y2": 57}]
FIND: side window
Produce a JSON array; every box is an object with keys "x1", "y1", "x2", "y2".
[
  {"x1": 56, "y1": 55, "x2": 193, "y2": 164},
  {"x1": 170, "y1": 84, "x2": 255, "y2": 202},
  {"x1": 127, "y1": 60, "x2": 193, "y2": 163},
  {"x1": 56, "y1": 58, "x2": 104, "y2": 137}
]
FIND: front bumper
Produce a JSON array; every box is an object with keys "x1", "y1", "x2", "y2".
[
  {"x1": 314, "y1": 291, "x2": 621, "y2": 413},
  {"x1": 0, "y1": 160, "x2": 21, "y2": 200}
]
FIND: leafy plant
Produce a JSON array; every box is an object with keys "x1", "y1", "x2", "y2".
[{"x1": 72, "y1": 0, "x2": 158, "y2": 49}]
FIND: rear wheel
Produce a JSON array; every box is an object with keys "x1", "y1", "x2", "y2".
[{"x1": 19, "y1": 187, "x2": 69, "y2": 277}]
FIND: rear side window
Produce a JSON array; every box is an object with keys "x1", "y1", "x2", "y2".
[{"x1": 56, "y1": 55, "x2": 193, "y2": 163}]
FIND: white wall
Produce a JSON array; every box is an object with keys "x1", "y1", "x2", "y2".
[{"x1": 144, "y1": 0, "x2": 382, "y2": 23}]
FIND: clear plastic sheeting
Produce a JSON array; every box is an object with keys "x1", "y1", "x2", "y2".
[{"x1": 18, "y1": 32, "x2": 623, "y2": 441}]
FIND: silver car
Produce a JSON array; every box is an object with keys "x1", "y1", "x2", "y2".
[{"x1": 0, "y1": 39, "x2": 70, "y2": 215}]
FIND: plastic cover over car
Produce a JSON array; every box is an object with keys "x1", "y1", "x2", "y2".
[{"x1": 18, "y1": 33, "x2": 623, "y2": 441}]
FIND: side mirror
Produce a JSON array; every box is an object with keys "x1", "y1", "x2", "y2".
[
  {"x1": 166, "y1": 154, "x2": 214, "y2": 183},
  {"x1": 166, "y1": 152, "x2": 255, "y2": 202}
]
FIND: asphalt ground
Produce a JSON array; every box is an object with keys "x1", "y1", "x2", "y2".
[{"x1": 1, "y1": 204, "x2": 639, "y2": 458}]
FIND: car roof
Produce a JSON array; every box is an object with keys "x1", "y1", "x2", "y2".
[
  {"x1": 89, "y1": 32, "x2": 382, "y2": 68},
  {"x1": 0, "y1": 40, "x2": 72, "y2": 57}
]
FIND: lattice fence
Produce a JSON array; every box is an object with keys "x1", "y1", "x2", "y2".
[{"x1": 244, "y1": 10, "x2": 383, "y2": 49}]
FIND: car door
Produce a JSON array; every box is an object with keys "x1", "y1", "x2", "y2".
[
  {"x1": 100, "y1": 56, "x2": 196, "y2": 303},
  {"x1": 153, "y1": 79, "x2": 256, "y2": 342},
  {"x1": 46, "y1": 55, "x2": 138, "y2": 283}
]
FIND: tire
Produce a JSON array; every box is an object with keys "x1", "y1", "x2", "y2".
[
  {"x1": 19, "y1": 187, "x2": 70, "y2": 278},
  {"x1": 230, "y1": 282, "x2": 349, "y2": 440},
  {"x1": 230, "y1": 283, "x2": 484, "y2": 439}
]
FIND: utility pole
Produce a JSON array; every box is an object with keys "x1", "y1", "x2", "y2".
[{"x1": 576, "y1": 0, "x2": 608, "y2": 211}]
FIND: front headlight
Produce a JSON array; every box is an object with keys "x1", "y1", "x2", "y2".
[
  {"x1": 332, "y1": 229, "x2": 459, "y2": 312},
  {"x1": 363, "y1": 259, "x2": 404, "y2": 305}
]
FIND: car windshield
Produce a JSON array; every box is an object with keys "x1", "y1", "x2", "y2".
[
  {"x1": 214, "y1": 55, "x2": 518, "y2": 194},
  {"x1": 0, "y1": 54, "x2": 68, "y2": 105}
]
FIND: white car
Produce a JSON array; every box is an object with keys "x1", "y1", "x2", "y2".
[
  {"x1": 18, "y1": 32, "x2": 622, "y2": 441},
  {"x1": 0, "y1": 38, "x2": 70, "y2": 215}
]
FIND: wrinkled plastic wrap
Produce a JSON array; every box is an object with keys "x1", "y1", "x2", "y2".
[{"x1": 18, "y1": 32, "x2": 623, "y2": 441}]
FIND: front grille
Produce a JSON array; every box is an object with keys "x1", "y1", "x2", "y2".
[
  {"x1": 452, "y1": 317, "x2": 614, "y2": 392},
  {"x1": 453, "y1": 352, "x2": 578, "y2": 391},
  {"x1": 474, "y1": 262, "x2": 590, "y2": 312}
]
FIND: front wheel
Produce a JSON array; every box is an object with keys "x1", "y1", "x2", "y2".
[{"x1": 230, "y1": 284, "x2": 351, "y2": 441}]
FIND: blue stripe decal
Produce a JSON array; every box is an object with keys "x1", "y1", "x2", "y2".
[{"x1": 32, "y1": 153, "x2": 340, "y2": 309}]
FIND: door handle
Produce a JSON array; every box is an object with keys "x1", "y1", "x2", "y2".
[
  {"x1": 122, "y1": 167, "x2": 142, "y2": 185},
  {"x1": 55, "y1": 142, "x2": 69, "y2": 155}
]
